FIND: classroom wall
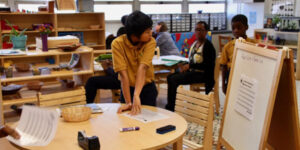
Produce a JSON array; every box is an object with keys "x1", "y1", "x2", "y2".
[{"x1": 226, "y1": 0, "x2": 265, "y2": 38}]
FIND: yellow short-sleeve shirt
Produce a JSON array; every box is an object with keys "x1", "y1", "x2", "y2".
[
  {"x1": 220, "y1": 37, "x2": 256, "y2": 68},
  {"x1": 112, "y1": 34, "x2": 156, "y2": 87}
]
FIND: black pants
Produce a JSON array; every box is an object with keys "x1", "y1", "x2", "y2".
[
  {"x1": 85, "y1": 76, "x2": 121, "y2": 103},
  {"x1": 120, "y1": 82, "x2": 157, "y2": 106},
  {"x1": 166, "y1": 71, "x2": 211, "y2": 111}
]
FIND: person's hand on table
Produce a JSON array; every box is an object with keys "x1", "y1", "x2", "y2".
[
  {"x1": 0, "y1": 125, "x2": 20, "y2": 139},
  {"x1": 117, "y1": 103, "x2": 132, "y2": 113},
  {"x1": 129, "y1": 96, "x2": 141, "y2": 115}
]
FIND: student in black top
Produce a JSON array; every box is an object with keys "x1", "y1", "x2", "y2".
[
  {"x1": 85, "y1": 60, "x2": 121, "y2": 103},
  {"x1": 165, "y1": 21, "x2": 216, "y2": 111}
]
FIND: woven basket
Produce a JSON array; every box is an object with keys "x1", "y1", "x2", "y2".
[{"x1": 61, "y1": 106, "x2": 91, "y2": 122}]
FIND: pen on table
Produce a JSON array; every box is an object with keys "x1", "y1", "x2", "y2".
[{"x1": 119, "y1": 126, "x2": 140, "y2": 132}]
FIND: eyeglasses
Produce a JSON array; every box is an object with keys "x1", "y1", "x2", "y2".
[{"x1": 195, "y1": 28, "x2": 206, "y2": 32}]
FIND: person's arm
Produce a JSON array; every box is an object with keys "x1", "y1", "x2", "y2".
[
  {"x1": 0, "y1": 125, "x2": 20, "y2": 139},
  {"x1": 130, "y1": 64, "x2": 148, "y2": 115},
  {"x1": 117, "y1": 70, "x2": 132, "y2": 113},
  {"x1": 111, "y1": 39, "x2": 131, "y2": 113}
]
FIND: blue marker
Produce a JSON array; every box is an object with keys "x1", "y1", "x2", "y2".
[{"x1": 120, "y1": 126, "x2": 140, "y2": 132}]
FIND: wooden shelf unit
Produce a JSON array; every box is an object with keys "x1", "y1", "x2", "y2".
[
  {"x1": 0, "y1": 13, "x2": 106, "y2": 51},
  {"x1": 0, "y1": 47, "x2": 94, "y2": 122},
  {"x1": 254, "y1": 29, "x2": 300, "y2": 79}
]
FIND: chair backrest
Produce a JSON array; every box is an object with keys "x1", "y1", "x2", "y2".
[
  {"x1": 218, "y1": 35, "x2": 232, "y2": 54},
  {"x1": 154, "y1": 46, "x2": 160, "y2": 58},
  {"x1": 175, "y1": 88, "x2": 214, "y2": 150}
]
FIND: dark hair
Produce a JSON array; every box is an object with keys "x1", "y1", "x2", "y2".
[
  {"x1": 126, "y1": 11, "x2": 153, "y2": 38},
  {"x1": 121, "y1": 15, "x2": 128, "y2": 26},
  {"x1": 158, "y1": 21, "x2": 168, "y2": 32},
  {"x1": 196, "y1": 21, "x2": 209, "y2": 31},
  {"x1": 231, "y1": 14, "x2": 248, "y2": 27}
]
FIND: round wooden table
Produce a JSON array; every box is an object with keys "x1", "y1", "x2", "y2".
[{"x1": 4, "y1": 103, "x2": 187, "y2": 150}]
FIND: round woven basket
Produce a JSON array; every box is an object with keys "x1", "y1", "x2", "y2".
[{"x1": 61, "y1": 106, "x2": 92, "y2": 122}]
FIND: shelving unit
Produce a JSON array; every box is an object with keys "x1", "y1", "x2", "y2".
[
  {"x1": 0, "y1": 47, "x2": 94, "y2": 122},
  {"x1": 0, "y1": 12, "x2": 105, "y2": 51},
  {"x1": 254, "y1": 29, "x2": 300, "y2": 79}
]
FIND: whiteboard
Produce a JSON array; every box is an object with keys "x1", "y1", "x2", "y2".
[{"x1": 221, "y1": 45, "x2": 279, "y2": 150}]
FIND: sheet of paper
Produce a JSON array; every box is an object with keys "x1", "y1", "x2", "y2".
[
  {"x1": 152, "y1": 58, "x2": 172, "y2": 65},
  {"x1": 7, "y1": 106, "x2": 59, "y2": 146},
  {"x1": 234, "y1": 74, "x2": 258, "y2": 120},
  {"x1": 160, "y1": 55, "x2": 189, "y2": 62},
  {"x1": 122, "y1": 109, "x2": 169, "y2": 123},
  {"x1": 0, "y1": 49, "x2": 26, "y2": 55}
]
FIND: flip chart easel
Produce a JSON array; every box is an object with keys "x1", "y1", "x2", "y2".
[{"x1": 217, "y1": 41, "x2": 300, "y2": 150}]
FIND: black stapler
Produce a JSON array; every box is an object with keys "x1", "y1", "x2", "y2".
[{"x1": 78, "y1": 131, "x2": 100, "y2": 150}]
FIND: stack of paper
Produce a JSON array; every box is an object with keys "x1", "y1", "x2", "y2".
[{"x1": 7, "y1": 106, "x2": 59, "y2": 146}]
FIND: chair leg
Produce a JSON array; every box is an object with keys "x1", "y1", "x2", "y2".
[
  {"x1": 111, "y1": 89, "x2": 120, "y2": 103},
  {"x1": 214, "y1": 82, "x2": 220, "y2": 115}
]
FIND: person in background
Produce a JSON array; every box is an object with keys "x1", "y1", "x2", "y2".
[
  {"x1": 220, "y1": 14, "x2": 256, "y2": 94},
  {"x1": 112, "y1": 11, "x2": 157, "y2": 115},
  {"x1": 85, "y1": 60, "x2": 121, "y2": 103},
  {"x1": 0, "y1": 125, "x2": 20, "y2": 139},
  {"x1": 165, "y1": 21, "x2": 216, "y2": 111},
  {"x1": 155, "y1": 21, "x2": 180, "y2": 56},
  {"x1": 117, "y1": 15, "x2": 128, "y2": 37}
]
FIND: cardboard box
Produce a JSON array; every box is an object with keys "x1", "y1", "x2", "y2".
[{"x1": 36, "y1": 35, "x2": 79, "y2": 49}]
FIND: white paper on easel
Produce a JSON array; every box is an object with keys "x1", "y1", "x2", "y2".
[
  {"x1": 234, "y1": 74, "x2": 258, "y2": 120},
  {"x1": 7, "y1": 106, "x2": 59, "y2": 146},
  {"x1": 122, "y1": 109, "x2": 169, "y2": 123}
]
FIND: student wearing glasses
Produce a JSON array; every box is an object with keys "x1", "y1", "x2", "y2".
[{"x1": 165, "y1": 21, "x2": 216, "y2": 111}]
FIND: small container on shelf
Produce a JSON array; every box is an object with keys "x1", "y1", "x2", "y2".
[
  {"x1": 27, "y1": 81, "x2": 43, "y2": 91},
  {"x1": 5, "y1": 66, "x2": 13, "y2": 78},
  {"x1": 32, "y1": 68, "x2": 41, "y2": 76},
  {"x1": 15, "y1": 63, "x2": 31, "y2": 72}
]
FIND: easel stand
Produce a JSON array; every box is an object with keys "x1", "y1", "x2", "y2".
[{"x1": 217, "y1": 41, "x2": 300, "y2": 150}]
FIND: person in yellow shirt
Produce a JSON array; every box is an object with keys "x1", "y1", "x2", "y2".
[
  {"x1": 112, "y1": 11, "x2": 157, "y2": 115},
  {"x1": 220, "y1": 14, "x2": 256, "y2": 94}
]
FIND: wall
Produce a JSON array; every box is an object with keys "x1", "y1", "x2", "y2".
[
  {"x1": 105, "y1": 21, "x2": 122, "y2": 37},
  {"x1": 226, "y1": 0, "x2": 265, "y2": 38}
]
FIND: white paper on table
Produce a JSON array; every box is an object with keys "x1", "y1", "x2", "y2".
[
  {"x1": 160, "y1": 55, "x2": 189, "y2": 62},
  {"x1": 234, "y1": 74, "x2": 258, "y2": 120},
  {"x1": 122, "y1": 109, "x2": 169, "y2": 123},
  {"x1": 7, "y1": 106, "x2": 59, "y2": 146},
  {"x1": 152, "y1": 58, "x2": 171, "y2": 65}
]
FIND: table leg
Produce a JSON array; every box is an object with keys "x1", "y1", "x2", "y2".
[{"x1": 173, "y1": 138, "x2": 183, "y2": 150}]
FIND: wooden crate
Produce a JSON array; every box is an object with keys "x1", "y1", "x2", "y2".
[{"x1": 38, "y1": 85, "x2": 86, "y2": 107}]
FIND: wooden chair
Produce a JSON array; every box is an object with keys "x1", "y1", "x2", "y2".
[
  {"x1": 218, "y1": 35, "x2": 232, "y2": 54},
  {"x1": 154, "y1": 47, "x2": 172, "y2": 92},
  {"x1": 175, "y1": 88, "x2": 214, "y2": 150},
  {"x1": 189, "y1": 57, "x2": 220, "y2": 115}
]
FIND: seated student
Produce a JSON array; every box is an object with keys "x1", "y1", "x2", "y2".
[
  {"x1": 0, "y1": 125, "x2": 20, "y2": 139},
  {"x1": 165, "y1": 21, "x2": 216, "y2": 111},
  {"x1": 155, "y1": 21, "x2": 180, "y2": 56},
  {"x1": 220, "y1": 14, "x2": 256, "y2": 94},
  {"x1": 85, "y1": 60, "x2": 120, "y2": 103},
  {"x1": 112, "y1": 11, "x2": 158, "y2": 115}
]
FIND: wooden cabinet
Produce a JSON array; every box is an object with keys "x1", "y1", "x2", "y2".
[
  {"x1": 0, "y1": 47, "x2": 94, "y2": 122},
  {"x1": 0, "y1": 13, "x2": 105, "y2": 51},
  {"x1": 254, "y1": 29, "x2": 300, "y2": 79}
]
